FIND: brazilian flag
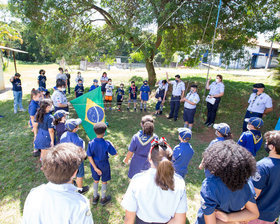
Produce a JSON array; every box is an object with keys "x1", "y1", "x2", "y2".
[{"x1": 70, "y1": 87, "x2": 105, "y2": 140}]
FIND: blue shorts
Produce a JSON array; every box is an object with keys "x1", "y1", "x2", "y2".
[
  {"x1": 91, "y1": 161, "x2": 111, "y2": 182},
  {"x1": 183, "y1": 108, "x2": 196, "y2": 123},
  {"x1": 141, "y1": 93, "x2": 149, "y2": 101},
  {"x1": 77, "y1": 162, "x2": 85, "y2": 178},
  {"x1": 101, "y1": 83, "x2": 106, "y2": 92}
]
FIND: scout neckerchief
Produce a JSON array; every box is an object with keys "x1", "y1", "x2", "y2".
[
  {"x1": 136, "y1": 130, "x2": 156, "y2": 146},
  {"x1": 249, "y1": 130, "x2": 262, "y2": 144},
  {"x1": 250, "y1": 93, "x2": 262, "y2": 108},
  {"x1": 131, "y1": 85, "x2": 136, "y2": 97}
]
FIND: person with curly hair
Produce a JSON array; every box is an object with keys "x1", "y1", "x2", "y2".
[
  {"x1": 248, "y1": 130, "x2": 280, "y2": 224},
  {"x1": 196, "y1": 140, "x2": 259, "y2": 224}
]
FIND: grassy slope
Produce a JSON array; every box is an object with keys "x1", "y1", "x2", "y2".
[{"x1": 0, "y1": 68, "x2": 279, "y2": 224}]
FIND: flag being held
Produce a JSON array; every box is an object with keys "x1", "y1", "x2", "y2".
[{"x1": 70, "y1": 87, "x2": 105, "y2": 140}]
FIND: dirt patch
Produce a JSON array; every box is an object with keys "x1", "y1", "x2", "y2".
[{"x1": 194, "y1": 127, "x2": 215, "y2": 143}]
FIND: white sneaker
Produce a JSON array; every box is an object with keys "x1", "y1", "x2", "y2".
[
  {"x1": 14, "y1": 110, "x2": 17, "y2": 114},
  {"x1": 19, "y1": 108, "x2": 26, "y2": 112}
]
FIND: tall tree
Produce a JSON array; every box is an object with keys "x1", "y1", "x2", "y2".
[{"x1": 9, "y1": 0, "x2": 280, "y2": 85}]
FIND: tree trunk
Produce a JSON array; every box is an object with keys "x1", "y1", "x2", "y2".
[{"x1": 145, "y1": 58, "x2": 156, "y2": 86}]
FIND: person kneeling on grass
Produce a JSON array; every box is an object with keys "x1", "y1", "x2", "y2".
[
  {"x1": 122, "y1": 139, "x2": 187, "y2": 224},
  {"x1": 196, "y1": 140, "x2": 259, "y2": 224},
  {"x1": 22, "y1": 143, "x2": 94, "y2": 224},
  {"x1": 60, "y1": 118, "x2": 89, "y2": 194},
  {"x1": 87, "y1": 122, "x2": 117, "y2": 206}
]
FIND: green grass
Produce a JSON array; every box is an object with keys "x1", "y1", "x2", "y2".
[{"x1": 0, "y1": 73, "x2": 279, "y2": 224}]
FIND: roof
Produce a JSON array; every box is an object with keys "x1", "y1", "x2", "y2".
[
  {"x1": 0, "y1": 46, "x2": 28, "y2": 54},
  {"x1": 255, "y1": 40, "x2": 280, "y2": 50}
]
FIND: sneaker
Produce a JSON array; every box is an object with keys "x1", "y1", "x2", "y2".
[
  {"x1": 207, "y1": 123, "x2": 213, "y2": 127},
  {"x1": 14, "y1": 110, "x2": 17, "y2": 114},
  {"x1": 204, "y1": 121, "x2": 209, "y2": 126},
  {"x1": 117, "y1": 109, "x2": 121, "y2": 112},
  {"x1": 167, "y1": 116, "x2": 173, "y2": 119},
  {"x1": 134, "y1": 108, "x2": 136, "y2": 112},
  {"x1": 19, "y1": 108, "x2": 26, "y2": 112},
  {"x1": 78, "y1": 186, "x2": 89, "y2": 194},
  {"x1": 0, "y1": 115, "x2": 4, "y2": 118},
  {"x1": 100, "y1": 195, "x2": 112, "y2": 206},
  {"x1": 92, "y1": 194, "x2": 100, "y2": 205},
  {"x1": 140, "y1": 108, "x2": 143, "y2": 112},
  {"x1": 144, "y1": 109, "x2": 147, "y2": 112},
  {"x1": 174, "y1": 118, "x2": 178, "y2": 121},
  {"x1": 127, "y1": 108, "x2": 129, "y2": 111},
  {"x1": 32, "y1": 150, "x2": 40, "y2": 157},
  {"x1": 73, "y1": 180, "x2": 77, "y2": 186},
  {"x1": 159, "y1": 111, "x2": 163, "y2": 115}
]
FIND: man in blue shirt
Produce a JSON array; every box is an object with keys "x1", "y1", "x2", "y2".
[
  {"x1": 60, "y1": 118, "x2": 89, "y2": 194},
  {"x1": 173, "y1": 128, "x2": 194, "y2": 178},
  {"x1": 250, "y1": 130, "x2": 280, "y2": 224},
  {"x1": 87, "y1": 122, "x2": 117, "y2": 206},
  {"x1": 38, "y1": 69, "x2": 47, "y2": 88},
  {"x1": 238, "y1": 117, "x2": 263, "y2": 156},
  {"x1": 10, "y1": 73, "x2": 25, "y2": 114}
]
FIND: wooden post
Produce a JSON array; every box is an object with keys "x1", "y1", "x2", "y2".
[
  {"x1": 12, "y1": 51, "x2": 17, "y2": 73},
  {"x1": 265, "y1": 41, "x2": 273, "y2": 70}
]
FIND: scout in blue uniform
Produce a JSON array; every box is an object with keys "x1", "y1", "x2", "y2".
[
  {"x1": 33, "y1": 99, "x2": 55, "y2": 159},
  {"x1": 238, "y1": 117, "x2": 263, "y2": 156},
  {"x1": 89, "y1": 79, "x2": 99, "y2": 91},
  {"x1": 199, "y1": 123, "x2": 232, "y2": 177},
  {"x1": 10, "y1": 73, "x2": 25, "y2": 114},
  {"x1": 243, "y1": 83, "x2": 273, "y2": 131},
  {"x1": 60, "y1": 119, "x2": 89, "y2": 194},
  {"x1": 87, "y1": 122, "x2": 117, "y2": 206},
  {"x1": 166, "y1": 73, "x2": 185, "y2": 121},
  {"x1": 116, "y1": 83, "x2": 125, "y2": 111},
  {"x1": 22, "y1": 143, "x2": 94, "y2": 224},
  {"x1": 37, "y1": 69, "x2": 47, "y2": 88},
  {"x1": 127, "y1": 81, "x2": 138, "y2": 111},
  {"x1": 154, "y1": 80, "x2": 168, "y2": 115},
  {"x1": 250, "y1": 131, "x2": 280, "y2": 224},
  {"x1": 74, "y1": 79, "x2": 84, "y2": 98},
  {"x1": 28, "y1": 89, "x2": 41, "y2": 130},
  {"x1": 53, "y1": 110, "x2": 68, "y2": 144},
  {"x1": 196, "y1": 140, "x2": 259, "y2": 224},
  {"x1": 173, "y1": 128, "x2": 194, "y2": 178},
  {"x1": 140, "y1": 80, "x2": 151, "y2": 112}
]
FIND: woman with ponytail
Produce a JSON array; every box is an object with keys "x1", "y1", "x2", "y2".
[
  {"x1": 33, "y1": 99, "x2": 55, "y2": 158},
  {"x1": 28, "y1": 88, "x2": 41, "y2": 131},
  {"x1": 122, "y1": 138, "x2": 187, "y2": 224}
]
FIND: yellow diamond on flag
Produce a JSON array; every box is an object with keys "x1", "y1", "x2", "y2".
[{"x1": 85, "y1": 98, "x2": 105, "y2": 125}]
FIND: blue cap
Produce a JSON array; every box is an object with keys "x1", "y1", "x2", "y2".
[
  {"x1": 245, "y1": 117, "x2": 264, "y2": 128},
  {"x1": 54, "y1": 110, "x2": 69, "y2": 120},
  {"x1": 213, "y1": 123, "x2": 231, "y2": 135},
  {"x1": 93, "y1": 79, "x2": 98, "y2": 83},
  {"x1": 38, "y1": 87, "x2": 47, "y2": 92},
  {"x1": 65, "y1": 118, "x2": 82, "y2": 131},
  {"x1": 178, "y1": 128, "x2": 192, "y2": 140}
]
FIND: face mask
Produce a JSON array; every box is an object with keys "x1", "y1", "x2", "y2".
[
  {"x1": 252, "y1": 89, "x2": 258, "y2": 93},
  {"x1": 215, "y1": 130, "x2": 220, "y2": 137},
  {"x1": 79, "y1": 83, "x2": 82, "y2": 86},
  {"x1": 175, "y1": 80, "x2": 179, "y2": 83},
  {"x1": 190, "y1": 89, "x2": 194, "y2": 93},
  {"x1": 50, "y1": 105, "x2": 55, "y2": 112},
  {"x1": 264, "y1": 144, "x2": 271, "y2": 153},
  {"x1": 144, "y1": 82, "x2": 147, "y2": 85},
  {"x1": 216, "y1": 78, "x2": 220, "y2": 83},
  {"x1": 132, "y1": 84, "x2": 135, "y2": 86},
  {"x1": 109, "y1": 82, "x2": 112, "y2": 85},
  {"x1": 61, "y1": 88, "x2": 66, "y2": 91},
  {"x1": 247, "y1": 124, "x2": 251, "y2": 130},
  {"x1": 120, "y1": 86, "x2": 124, "y2": 89}
]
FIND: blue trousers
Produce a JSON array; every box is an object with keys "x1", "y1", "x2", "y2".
[
  {"x1": 169, "y1": 96, "x2": 181, "y2": 119},
  {"x1": 243, "y1": 110, "x2": 263, "y2": 132},
  {"x1": 155, "y1": 101, "x2": 162, "y2": 110},
  {"x1": 13, "y1": 91, "x2": 24, "y2": 112}
]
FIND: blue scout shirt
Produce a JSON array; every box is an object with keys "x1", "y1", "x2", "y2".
[
  {"x1": 36, "y1": 113, "x2": 54, "y2": 131},
  {"x1": 89, "y1": 85, "x2": 99, "y2": 91},
  {"x1": 60, "y1": 131, "x2": 84, "y2": 148},
  {"x1": 140, "y1": 85, "x2": 151, "y2": 101},
  {"x1": 116, "y1": 88, "x2": 125, "y2": 101},
  {"x1": 129, "y1": 86, "x2": 138, "y2": 99},
  {"x1": 75, "y1": 84, "x2": 84, "y2": 98},
  {"x1": 38, "y1": 75, "x2": 47, "y2": 88},
  {"x1": 172, "y1": 142, "x2": 194, "y2": 178},
  {"x1": 238, "y1": 130, "x2": 263, "y2": 156},
  {"x1": 196, "y1": 175, "x2": 256, "y2": 224},
  {"x1": 252, "y1": 157, "x2": 280, "y2": 222},
  {"x1": 11, "y1": 78, "x2": 22, "y2": 91},
  {"x1": 87, "y1": 138, "x2": 117, "y2": 162},
  {"x1": 28, "y1": 100, "x2": 40, "y2": 127}
]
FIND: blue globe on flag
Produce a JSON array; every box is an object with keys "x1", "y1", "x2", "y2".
[{"x1": 86, "y1": 106, "x2": 105, "y2": 124}]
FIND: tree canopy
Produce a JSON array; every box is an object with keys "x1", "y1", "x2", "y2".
[{"x1": 9, "y1": 0, "x2": 280, "y2": 84}]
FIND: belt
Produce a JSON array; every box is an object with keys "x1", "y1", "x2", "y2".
[{"x1": 172, "y1": 95, "x2": 181, "y2": 97}]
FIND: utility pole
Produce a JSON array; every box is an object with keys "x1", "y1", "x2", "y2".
[{"x1": 265, "y1": 40, "x2": 273, "y2": 70}]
